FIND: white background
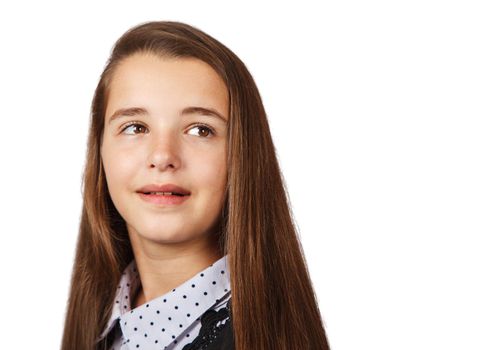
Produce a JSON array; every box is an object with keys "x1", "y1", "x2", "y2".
[{"x1": 1, "y1": 1, "x2": 503, "y2": 349}]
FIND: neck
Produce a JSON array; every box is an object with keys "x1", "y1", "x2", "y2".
[{"x1": 129, "y1": 229, "x2": 223, "y2": 308}]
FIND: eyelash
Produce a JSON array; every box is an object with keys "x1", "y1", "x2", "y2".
[{"x1": 120, "y1": 121, "x2": 216, "y2": 137}]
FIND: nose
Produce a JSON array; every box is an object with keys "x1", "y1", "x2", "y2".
[{"x1": 147, "y1": 132, "x2": 182, "y2": 171}]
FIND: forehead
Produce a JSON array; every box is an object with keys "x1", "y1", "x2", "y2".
[{"x1": 106, "y1": 53, "x2": 229, "y2": 119}]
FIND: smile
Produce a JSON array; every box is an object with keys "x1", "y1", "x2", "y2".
[{"x1": 138, "y1": 192, "x2": 190, "y2": 206}]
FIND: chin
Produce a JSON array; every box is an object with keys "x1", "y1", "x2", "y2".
[{"x1": 139, "y1": 228, "x2": 189, "y2": 243}]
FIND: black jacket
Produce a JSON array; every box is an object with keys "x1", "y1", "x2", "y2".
[{"x1": 181, "y1": 298, "x2": 234, "y2": 350}]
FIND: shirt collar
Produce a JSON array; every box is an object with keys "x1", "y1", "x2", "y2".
[{"x1": 96, "y1": 254, "x2": 231, "y2": 344}]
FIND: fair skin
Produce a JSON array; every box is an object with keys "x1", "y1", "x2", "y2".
[{"x1": 101, "y1": 52, "x2": 229, "y2": 308}]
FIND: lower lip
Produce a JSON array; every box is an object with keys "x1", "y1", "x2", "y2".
[{"x1": 138, "y1": 193, "x2": 190, "y2": 206}]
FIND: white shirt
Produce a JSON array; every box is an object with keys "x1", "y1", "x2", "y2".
[{"x1": 96, "y1": 254, "x2": 232, "y2": 350}]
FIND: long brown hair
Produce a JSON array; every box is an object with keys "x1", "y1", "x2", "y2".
[{"x1": 61, "y1": 20, "x2": 330, "y2": 350}]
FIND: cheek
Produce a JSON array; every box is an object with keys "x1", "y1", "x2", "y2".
[
  {"x1": 101, "y1": 146, "x2": 138, "y2": 193},
  {"x1": 196, "y1": 151, "x2": 227, "y2": 194}
]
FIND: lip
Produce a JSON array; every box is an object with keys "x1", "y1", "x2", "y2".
[
  {"x1": 137, "y1": 183, "x2": 191, "y2": 195},
  {"x1": 138, "y1": 192, "x2": 190, "y2": 206}
]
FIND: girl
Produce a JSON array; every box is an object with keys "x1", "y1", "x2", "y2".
[{"x1": 61, "y1": 20, "x2": 330, "y2": 350}]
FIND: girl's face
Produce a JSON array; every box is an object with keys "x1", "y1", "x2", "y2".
[{"x1": 101, "y1": 53, "x2": 228, "y2": 246}]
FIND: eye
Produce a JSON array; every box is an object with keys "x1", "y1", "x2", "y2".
[
  {"x1": 187, "y1": 124, "x2": 216, "y2": 138},
  {"x1": 121, "y1": 122, "x2": 147, "y2": 135},
  {"x1": 119, "y1": 122, "x2": 216, "y2": 138}
]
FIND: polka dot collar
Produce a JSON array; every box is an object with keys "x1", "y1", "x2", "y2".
[{"x1": 96, "y1": 254, "x2": 231, "y2": 348}]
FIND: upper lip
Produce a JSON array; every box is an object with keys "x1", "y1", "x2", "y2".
[{"x1": 137, "y1": 183, "x2": 191, "y2": 195}]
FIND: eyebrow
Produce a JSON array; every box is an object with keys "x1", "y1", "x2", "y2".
[{"x1": 107, "y1": 106, "x2": 228, "y2": 125}]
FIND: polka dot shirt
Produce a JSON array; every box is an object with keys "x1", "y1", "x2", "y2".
[{"x1": 96, "y1": 254, "x2": 231, "y2": 350}]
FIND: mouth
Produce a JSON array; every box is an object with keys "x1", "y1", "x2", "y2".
[
  {"x1": 139, "y1": 191, "x2": 189, "y2": 197},
  {"x1": 137, "y1": 191, "x2": 191, "y2": 206},
  {"x1": 136, "y1": 183, "x2": 191, "y2": 196}
]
